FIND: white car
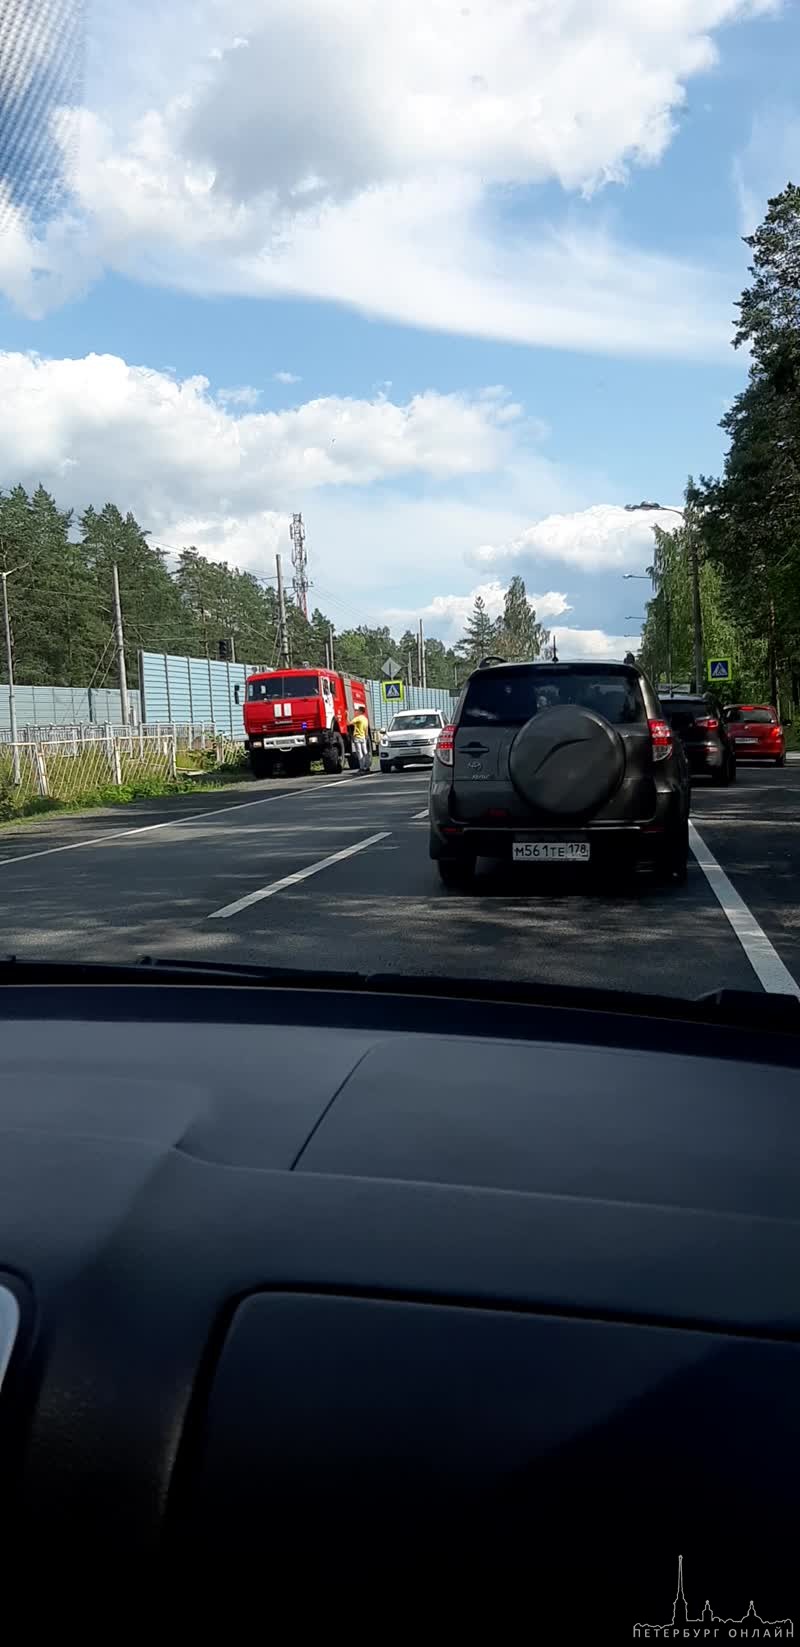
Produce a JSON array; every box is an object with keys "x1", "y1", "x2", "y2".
[{"x1": 379, "y1": 710, "x2": 446, "y2": 772}]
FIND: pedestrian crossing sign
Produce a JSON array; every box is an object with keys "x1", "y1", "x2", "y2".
[
  {"x1": 382, "y1": 679, "x2": 404, "y2": 702},
  {"x1": 707, "y1": 657, "x2": 732, "y2": 682}
]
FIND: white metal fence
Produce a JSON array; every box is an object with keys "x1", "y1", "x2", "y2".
[
  {"x1": 0, "y1": 720, "x2": 221, "y2": 749},
  {"x1": 0, "y1": 724, "x2": 245, "y2": 807}
]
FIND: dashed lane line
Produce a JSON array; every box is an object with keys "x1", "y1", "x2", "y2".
[
  {"x1": 689, "y1": 820, "x2": 800, "y2": 998},
  {"x1": 208, "y1": 831, "x2": 392, "y2": 919},
  {"x1": 0, "y1": 775, "x2": 370, "y2": 871}
]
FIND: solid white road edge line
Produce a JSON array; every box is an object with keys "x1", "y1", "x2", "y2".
[
  {"x1": 208, "y1": 831, "x2": 392, "y2": 919},
  {"x1": 0, "y1": 776, "x2": 358, "y2": 870},
  {"x1": 689, "y1": 820, "x2": 800, "y2": 997}
]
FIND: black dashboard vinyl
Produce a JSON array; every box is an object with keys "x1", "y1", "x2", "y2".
[{"x1": 0, "y1": 979, "x2": 797, "y2": 1620}]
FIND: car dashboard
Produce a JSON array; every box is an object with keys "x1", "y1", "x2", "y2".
[{"x1": 0, "y1": 965, "x2": 798, "y2": 1618}]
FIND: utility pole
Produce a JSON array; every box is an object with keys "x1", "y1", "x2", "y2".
[
  {"x1": 1, "y1": 567, "x2": 20, "y2": 784},
  {"x1": 407, "y1": 647, "x2": 414, "y2": 688},
  {"x1": 328, "y1": 624, "x2": 335, "y2": 671},
  {"x1": 276, "y1": 553, "x2": 290, "y2": 667},
  {"x1": 418, "y1": 618, "x2": 427, "y2": 689},
  {"x1": 111, "y1": 563, "x2": 129, "y2": 724}
]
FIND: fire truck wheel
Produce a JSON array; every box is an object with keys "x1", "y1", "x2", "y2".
[
  {"x1": 250, "y1": 752, "x2": 274, "y2": 779},
  {"x1": 322, "y1": 736, "x2": 345, "y2": 774}
]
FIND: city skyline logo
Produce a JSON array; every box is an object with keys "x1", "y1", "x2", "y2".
[{"x1": 633, "y1": 1554, "x2": 793, "y2": 1639}]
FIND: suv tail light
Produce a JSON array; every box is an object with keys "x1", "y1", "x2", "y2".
[
  {"x1": 435, "y1": 724, "x2": 456, "y2": 766},
  {"x1": 649, "y1": 718, "x2": 673, "y2": 762},
  {"x1": 695, "y1": 716, "x2": 719, "y2": 731}
]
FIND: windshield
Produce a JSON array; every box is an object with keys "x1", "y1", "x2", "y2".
[
  {"x1": 389, "y1": 714, "x2": 441, "y2": 730},
  {"x1": 247, "y1": 676, "x2": 320, "y2": 701},
  {"x1": 1, "y1": 0, "x2": 798, "y2": 1019}
]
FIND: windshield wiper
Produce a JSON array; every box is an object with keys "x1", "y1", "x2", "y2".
[{"x1": 0, "y1": 954, "x2": 798, "y2": 1035}]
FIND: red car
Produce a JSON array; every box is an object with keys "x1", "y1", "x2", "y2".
[{"x1": 722, "y1": 703, "x2": 786, "y2": 766}]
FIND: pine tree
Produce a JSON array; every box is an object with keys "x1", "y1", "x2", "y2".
[
  {"x1": 81, "y1": 504, "x2": 189, "y2": 684},
  {"x1": 456, "y1": 595, "x2": 499, "y2": 663},
  {"x1": 495, "y1": 577, "x2": 547, "y2": 661}
]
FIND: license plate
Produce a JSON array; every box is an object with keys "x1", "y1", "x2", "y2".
[
  {"x1": 736, "y1": 737, "x2": 758, "y2": 744},
  {"x1": 513, "y1": 841, "x2": 591, "y2": 862}
]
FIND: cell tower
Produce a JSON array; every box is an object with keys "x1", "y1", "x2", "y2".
[{"x1": 289, "y1": 512, "x2": 310, "y2": 619}]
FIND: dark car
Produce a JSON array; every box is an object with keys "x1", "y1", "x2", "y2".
[
  {"x1": 723, "y1": 702, "x2": 786, "y2": 766},
  {"x1": 429, "y1": 659, "x2": 690, "y2": 888},
  {"x1": 660, "y1": 693, "x2": 736, "y2": 785}
]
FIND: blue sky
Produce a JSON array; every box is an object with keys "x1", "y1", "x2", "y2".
[{"x1": 0, "y1": 0, "x2": 798, "y2": 656}]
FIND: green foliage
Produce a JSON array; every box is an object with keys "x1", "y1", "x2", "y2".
[
  {"x1": 455, "y1": 580, "x2": 548, "y2": 668},
  {"x1": 495, "y1": 576, "x2": 548, "y2": 662},
  {"x1": 639, "y1": 183, "x2": 800, "y2": 715},
  {"x1": 0, "y1": 482, "x2": 460, "y2": 698},
  {"x1": 0, "y1": 766, "x2": 249, "y2": 826},
  {"x1": 456, "y1": 594, "x2": 500, "y2": 665}
]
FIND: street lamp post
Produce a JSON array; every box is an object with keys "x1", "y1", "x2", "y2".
[
  {"x1": 623, "y1": 573, "x2": 673, "y2": 686},
  {"x1": 625, "y1": 502, "x2": 702, "y2": 692}
]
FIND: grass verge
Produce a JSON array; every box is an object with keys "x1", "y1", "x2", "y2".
[{"x1": 0, "y1": 760, "x2": 250, "y2": 828}]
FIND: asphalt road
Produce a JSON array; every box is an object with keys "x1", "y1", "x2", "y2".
[{"x1": 1, "y1": 759, "x2": 799, "y2": 999}]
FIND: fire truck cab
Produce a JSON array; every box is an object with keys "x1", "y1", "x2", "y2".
[{"x1": 241, "y1": 667, "x2": 370, "y2": 777}]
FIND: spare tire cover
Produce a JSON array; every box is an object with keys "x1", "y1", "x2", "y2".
[{"x1": 508, "y1": 703, "x2": 625, "y2": 818}]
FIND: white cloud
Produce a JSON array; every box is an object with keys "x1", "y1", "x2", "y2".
[
  {"x1": 550, "y1": 627, "x2": 642, "y2": 661},
  {"x1": 0, "y1": 352, "x2": 527, "y2": 519},
  {"x1": 273, "y1": 370, "x2": 301, "y2": 385},
  {"x1": 0, "y1": 0, "x2": 777, "y2": 354},
  {"x1": 173, "y1": 0, "x2": 776, "y2": 201},
  {"x1": 384, "y1": 582, "x2": 571, "y2": 644},
  {"x1": 469, "y1": 502, "x2": 682, "y2": 572},
  {"x1": 218, "y1": 383, "x2": 260, "y2": 405}
]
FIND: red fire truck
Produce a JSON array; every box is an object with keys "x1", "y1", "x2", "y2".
[{"x1": 238, "y1": 667, "x2": 371, "y2": 777}]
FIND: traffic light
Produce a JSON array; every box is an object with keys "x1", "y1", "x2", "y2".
[{"x1": 218, "y1": 638, "x2": 233, "y2": 662}]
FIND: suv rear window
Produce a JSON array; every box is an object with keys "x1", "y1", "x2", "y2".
[{"x1": 459, "y1": 668, "x2": 646, "y2": 728}]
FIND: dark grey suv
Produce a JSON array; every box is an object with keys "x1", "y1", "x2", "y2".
[{"x1": 429, "y1": 660, "x2": 690, "y2": 888}]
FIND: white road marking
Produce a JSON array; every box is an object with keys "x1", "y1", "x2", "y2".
[
  {"x1": 208, "y1": 831, "x2": 391, "y2": 919},
  {"x1": 411, "y1": 808, "x2": 429, "y2": 820},
  {"x1": 0, "y1": 776, "x2": 358, "y2": 870},
  {"x1": 689, "y1": 821, "x2": 800, "y2": 997},
  {"x1": 692, "y1": 817, "x2": 800, "y2": 826}
]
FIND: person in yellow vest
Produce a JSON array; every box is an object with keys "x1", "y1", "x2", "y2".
[{"x1": 350, "y1": 707, "x2": 371, "y2": 773}]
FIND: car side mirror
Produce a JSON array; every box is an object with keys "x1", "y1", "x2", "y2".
[{"x1": 234, "y1": 684, "x2": 240, "y2": 704}]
